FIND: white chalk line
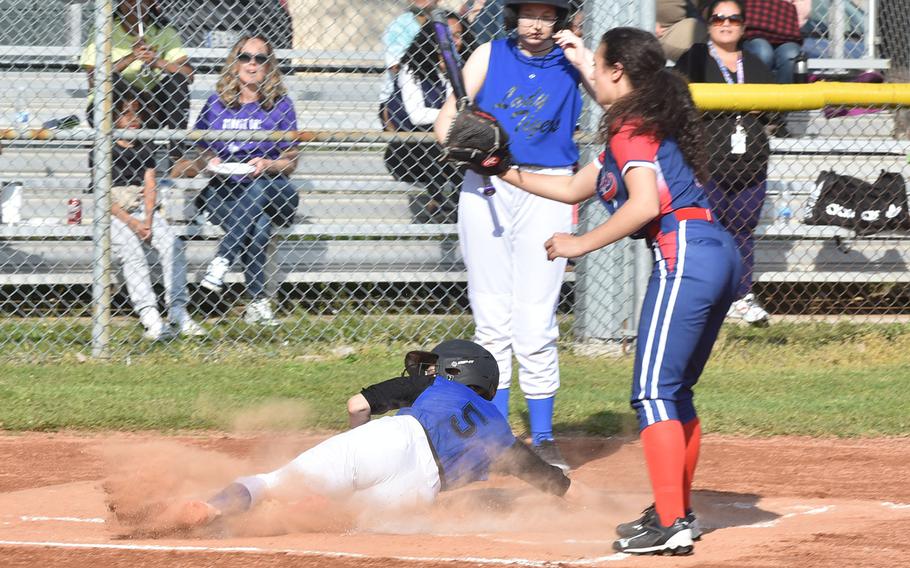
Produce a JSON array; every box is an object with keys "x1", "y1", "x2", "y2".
[
  {"x1": 0, "y1": 539, "x2": 627, "y2": 567},
  {"x1": 705, "y1": 503, "x2": 834, "y2": 530},
  {"x1": 882, "y1": 502, "x2": 910, "y2": 510},
  {"x1": 20, "y1": 516, "x2": 105, "y2": 524}
]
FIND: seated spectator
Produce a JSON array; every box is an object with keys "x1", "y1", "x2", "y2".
[
  {"x1": 81, "y1": 0, "x2": 193, "y2": 130},
  {"x1": 171, "y1": 35, "x2": 299, "y2": 327},
  {"x1": 657, "y1": 0, "x2": 708, "y2": 62},
  {"x1": 800, "y1": 0, "x2": 865, "y2": 59},
  {"x1": 380, "y1": 1, "x2": 439, "y2": 109},
  {"x1": 677, "y1": 0, "x2": 775, "y2": 325},
  {"x1": 382, "y1": 16, "x2": 473, "y2": 223},
  {"x1": 739, "y1": 0, "x2": 803, "y2": 83},
  {"x1": 461, "y1": 0, "x2": 504, "y2": 45},
  {"x1": 100, "y1": 85, "x2": 204, "y2": 340}
]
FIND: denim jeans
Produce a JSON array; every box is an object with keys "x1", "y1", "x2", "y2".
[
  {"x1": 742, "y1": 38, "x2": 802, "y2": 83},
  {"x1": 202, "y1": 176, "x2": 299, "y2": 298}
]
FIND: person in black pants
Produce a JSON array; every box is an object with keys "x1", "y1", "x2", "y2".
[{"x1": 676, "y1": 0, "x2": 775, "y2": 325}]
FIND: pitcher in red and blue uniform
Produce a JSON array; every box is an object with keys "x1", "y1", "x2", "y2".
[{"x1": 496, "y1": 27, "x2": 741, "y2": 556}]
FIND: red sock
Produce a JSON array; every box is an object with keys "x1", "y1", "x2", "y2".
[
  {"x1": 682, "y1": 418, "x2": 702, "y2": 512},
  {"x1": 641, "y1": 420, "x2": 686, "y2": 527}
]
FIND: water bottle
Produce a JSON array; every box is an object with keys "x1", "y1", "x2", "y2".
[
  {"x1": 778, "y1": 189, "x2": 793, "y2": 225},
  {"x1": 793, "y1": 53, "x2": 809, "y2": 84},
  {"x1": 14, "y1": 86, "x2": 30, "y2": 135}
]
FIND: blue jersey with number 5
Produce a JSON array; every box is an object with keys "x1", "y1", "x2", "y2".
[{"x1": 398, "y1": 377, "x2": 515, "y2": 489}]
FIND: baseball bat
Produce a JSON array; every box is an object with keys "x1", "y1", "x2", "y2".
[
  {"x1": 430, "y1": 9, "x2": 468, "y2": 103},
  {"x1": 429, "y1": 9, "x2": 496, "y2": 196}
]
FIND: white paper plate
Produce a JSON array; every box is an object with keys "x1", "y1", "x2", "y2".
[{"x1": 207, "y1": 161, "x2": 256, "y2": 176}]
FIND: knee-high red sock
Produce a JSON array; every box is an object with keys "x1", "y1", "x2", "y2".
[
  {"x1": 641, "y1": 419, "x2": 686, "y2": 527},
  {"x1": 682, "y1": 418, "x2": 702, "y2": 511}
]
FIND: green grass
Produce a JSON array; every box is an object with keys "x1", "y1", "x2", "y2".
[{"x1": 0, "y1": 322, "x2": 908, "y2": 437}]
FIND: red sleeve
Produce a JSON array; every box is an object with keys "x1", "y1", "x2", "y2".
[{"x1": 609, "y1": 123, "x2": 660, "y2": 176}]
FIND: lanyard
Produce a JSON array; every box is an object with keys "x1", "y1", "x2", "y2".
[{"x1": 707, "y1": 41, "x2": 744, "y2": 85}]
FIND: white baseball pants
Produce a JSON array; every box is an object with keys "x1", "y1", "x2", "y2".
[
  {"x1": 237, "y1": 416, "x2": 441, "y2": 510},
  {"x1": 457, "y1": 168, "x2": 573, "y2": 399}
]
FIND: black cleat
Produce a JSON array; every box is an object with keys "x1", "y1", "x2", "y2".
[
  {"x1": 616, "y1": 503, "x2": 702, "y2": 540},
  {"x1": 613, "y1": 517, "x2": 694, "y2": 556},
  {"x1": 531, "y1": 440, "x2": 570, "y2": 473}
]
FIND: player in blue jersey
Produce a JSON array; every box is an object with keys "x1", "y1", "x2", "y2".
[
  {"x1": 433, "y1": 0, "x2": 595, "y2": 473},
  {"x1": 153, "y1": 340, "x2": 582, "y2": 533},
  {"x1": 486, "y1": 27, "x2": 742, "y2": 555}
]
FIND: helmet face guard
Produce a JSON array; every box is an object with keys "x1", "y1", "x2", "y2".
[
  {"x1": 403, "y1": 350, "x2": 438, "y2": 379},
  {"x1": 431, "y1": 340, "x2": 500, "y2": 400},
  {"x1": 503, "y1": 0, "x2": 571, "y2": 33}
]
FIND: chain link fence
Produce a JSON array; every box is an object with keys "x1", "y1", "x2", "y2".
[{"x1": 0, "y1": 0, "x2": 908, "y2": 360}]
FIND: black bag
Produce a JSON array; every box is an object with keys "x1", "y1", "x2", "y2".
[
  {"x1": 858, "y1": 171, "x2": 910, "y2": 235},
  {"x1": 804, "y1": 170, "x2": 910, "y2": 235}
]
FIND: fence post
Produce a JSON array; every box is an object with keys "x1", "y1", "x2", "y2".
[
  {"x1": 68, "y1": 2, "x2": 84, "y2": 52},
  {"x1": 90, "y1": 0, "x2": 114, "y2": 359},
  {"x1": 572, "y1": 0, "x2": 650, "y2": 347},
  {"x1": 866, "y1": 0, "x2": 877, "y2": 58},
  {"x1": 830, "y1": 0, "x2": 845, "y2": 59}
]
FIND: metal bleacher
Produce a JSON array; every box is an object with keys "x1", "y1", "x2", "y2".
[{"x1": 2, "y1": 39, "x2": 910, "y2": 288}]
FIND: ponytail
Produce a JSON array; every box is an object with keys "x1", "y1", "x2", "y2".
[{"x1": 598, "y1": 28, "x2": 708, "y2": 184}]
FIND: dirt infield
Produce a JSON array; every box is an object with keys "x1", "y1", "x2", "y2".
[{"x1": 1, "y1": 432, "x2": 908, "y2": 567}]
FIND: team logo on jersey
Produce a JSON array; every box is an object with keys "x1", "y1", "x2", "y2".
[{"x1": 597, "y1": 171, "x2": 618, "y2": 202}]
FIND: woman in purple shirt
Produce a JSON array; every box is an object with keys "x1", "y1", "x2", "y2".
[{"x1": 172, "y1": 35, "x2": 299, "y2": 326}]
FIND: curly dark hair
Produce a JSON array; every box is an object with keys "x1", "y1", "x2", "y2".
[
  {"x1": 599, "y1": 27, "x2": 707, "y2": 183},
  {"x1": 401, "y1": 14, "x2": 475, "y2": 87}
]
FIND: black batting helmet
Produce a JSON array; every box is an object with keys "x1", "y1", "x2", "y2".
[
  {"x1": 503, "y1": 0, "x2": 571, "y2": 33},
  {"x1": 431, "y1": 339, "x2": 500, "y2": 401}
]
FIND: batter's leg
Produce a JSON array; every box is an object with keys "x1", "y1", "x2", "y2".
[
  {"x1": 509, "y1": 173, "x2": 572, "y2": 444},
  {"x1": 458, "y1": 170, "x2": 516, "y2": 415}
]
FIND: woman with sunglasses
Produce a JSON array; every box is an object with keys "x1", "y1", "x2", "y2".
[
  {"x1": 171, "y1": 36, "x2": 299, "y2": 327},
  {"x1": 434, "y1": 0, "x2": 594, "y2": 473},
  {"x1": 675, "y1": 0, "x2": 774, "y2": 325}
]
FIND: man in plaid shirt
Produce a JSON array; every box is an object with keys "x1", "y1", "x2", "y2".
[{"x1": 740, "y1": 0, "x2": 803, "y2": 82}]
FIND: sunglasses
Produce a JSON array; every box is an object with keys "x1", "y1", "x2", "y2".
[
  {"x1": 709, "y1": 13, "x2": 745, "y2": 26},
  {"x1": 237, "y1": 52, "x2": 269, "y2": 65},
  {"x1": 517, "y1": 15, "x2": 559, "y2": 27}
]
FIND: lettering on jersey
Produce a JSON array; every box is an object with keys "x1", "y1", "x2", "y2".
[
  {"x1": 493, "y1": 86, "x2": 560, "y2": 139},
  {"x1": 449, "y1": 402, "x2": 489, "y2": 439},
  {"x1": 221, "y1": 118, "x2": 263, "y2": 130},
  {"x1": 597, "y1": 171, "x2": 618, "y2": 202}
]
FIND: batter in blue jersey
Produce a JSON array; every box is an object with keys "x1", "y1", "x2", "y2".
[{"x1": 140, "y1": 340, "x2": 582, "y2": 534}]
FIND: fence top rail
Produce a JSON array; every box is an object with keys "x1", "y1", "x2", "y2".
[
  {"x1": 3, "y1": 128, "x2": 909, "y2": 156},
  {"x1": 0, "y1": 44, "x2": 893, "y2": 74},
  {"x1": 0, "y1": 46, "x2": 386, "y2": 72}
]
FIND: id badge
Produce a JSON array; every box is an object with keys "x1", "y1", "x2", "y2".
[{"x1": 731, "y1": 124, "x2": 747, "y2": 155}]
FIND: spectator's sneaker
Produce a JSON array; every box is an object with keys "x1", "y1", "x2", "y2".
[
  {"x1": 142, "y1": 318, "x2": 174, "y2": 342},
  {"x1": 531, "y1": 440, "x2": 570, "y2": 473},
  {"x1": 177, "y1": 318, "x2": 206, "y2": 337},
  {"x1": 140, "y1": 308, "x2": 173, "y2": 341},
  {"x1": 200, "y1": 256, "x2": 230, "y2": 293},
  {"x1": 244, "y1": 298, "x2": 280, "y2": 327},
  {"x1": 616, "y1": 504, "x2": 702, "y2": 541},
  {"x1": 169, "y1": 307, "x2": 206, "y2": 337},
  {"x1": 613, "y1": 517, "x2": 694, "y2": 556},
  {"x1": 726, "y1": 293, "x2": 770, "y2": 325}
]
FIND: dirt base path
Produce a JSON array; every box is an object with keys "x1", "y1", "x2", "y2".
[{"x1": 0, "y1": 433, "x2": 908, "y2": 567}]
